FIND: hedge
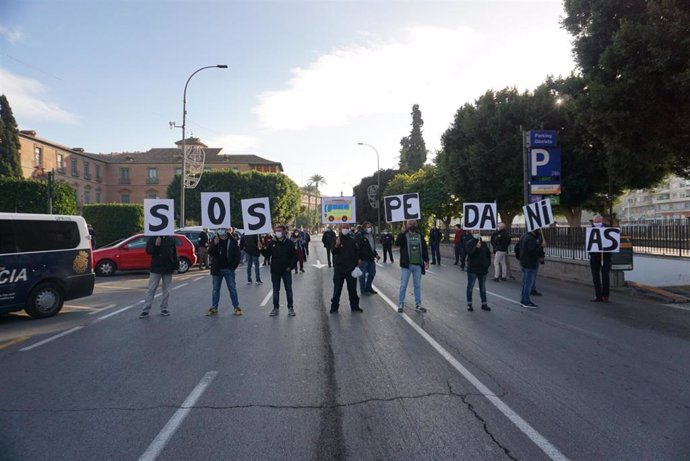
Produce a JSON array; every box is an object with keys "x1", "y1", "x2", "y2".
[
  {"x1": 82, "y1": 204, "x2": 144, "y2": 248},
  {"x1": 0, "y1": 177, "x2": 77, "y2": 215}
]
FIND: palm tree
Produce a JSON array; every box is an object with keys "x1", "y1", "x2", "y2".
[{"x1": 308, "y1": 174, "x2": 326, "y2": 222}]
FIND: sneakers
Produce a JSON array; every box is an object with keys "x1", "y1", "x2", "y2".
[
  {"x1": 493, "y1": 277, "x2": 499, "y2": 282},
  {"x1": 161, "y1": 309, "x2": 170, "y2": 316},
  {"x1": 206, "y1": 307, "x2": 218, "y2": 316},
  {"x1": 234, "y1": 307, "x2": 242, "y2": 316},
  {"x1": 415, "y1": 305, "x2": 427, "y2": 313},
  {"x1": 520, "y1": 301, "x2": 538, "y2": 308},
  {"x1": 288, "y1": 308, "x2": 296, "y2": 316},
  {"x1": 500, "y1": 277, "x2": 508, "y2": 281},
  {"x1": 269, "y1": 308, "x2": 279, "y2": 316},
  {"x1": 531, "y1": 290, "x2": 543, "y2": 296},
  {"x1": 139, "y1": 311, "x2": 149, "y2": 319},
  {"x1": 397, "y1": 304, "x2": 404, "y2": 313},
  {"x1": 352, "y1": 307, "x2": 363, "y2": 313},
  {"x1": 247, "y1": 281, "x2": 253, "y2": 285},
  {"x1": 467, "y1": 304, "x2": 474, "y2": 312},
  {"x1": 481, "y1": 304, "x2": 491, "y2": 311},
  {"x1": 367, "y1": 289, "x2": 378, "y2": 295},
  {"x1": 256, "y1": 280, "x2": 263, "y2": 285}
]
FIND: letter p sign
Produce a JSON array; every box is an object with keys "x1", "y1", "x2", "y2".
[{"x1": 530, "y1": 148, "x2": 550, "y2": 177}]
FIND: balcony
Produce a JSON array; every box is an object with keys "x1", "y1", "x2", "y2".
[
  {"x1": 84, "y1": 173, "x2": 92, "y2": 180},
  {"x1": 71, "y1": 170, "x2": 79, "y2": 178},
  {"x1": 119, "y1": 177, "x2": 131, "y2": 185},
  {"x1": 146, "y1": 177, "x2": 159, "y2": 185},
  {"x1": 95, "y1": 176, "x2": 102, "y2": 183}
]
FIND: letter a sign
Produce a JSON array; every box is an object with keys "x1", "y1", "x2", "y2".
[
  {"x1": 144, "y1": 199, "x2": 175, "y2": 236},
  {"x1": 523, "y1": 199, "x2": 555, "y2": 232},
  {"x1": 241, "y1": 197, "x2": 272, "y2": 235},
  {"x1": 586, "y1": 227, "x2": 621, "y2": 253},
  {"x1": 462, "y1": 203, "x2": 497, "y2": 230}
]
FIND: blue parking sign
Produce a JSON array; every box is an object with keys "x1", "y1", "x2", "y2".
[{"x1": 529, "y1": 147, "x2": 561, "y2": 195}]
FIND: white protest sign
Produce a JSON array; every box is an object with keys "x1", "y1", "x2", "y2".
[
  {"x1": 201, "y1": 192, "x2": 231, "y2": 228},
  {"x1": 241, "y1": 197, "x2": 272, "y2": 235},
  {"x1": 384, "y1": 193, "x2": 421, "y2": 223},
  {"x1": 586, "y1": 227, "x2": 621, "y2": 253},
  {"x1": 463, "y1": 203, "x2": 497, "y2": 230},
  {"x1": 523, "y1": 198, "x2": 555, "y2": 232},
  {"x1": 144, "y1": 199, "x2": 175, "y2": 236}
]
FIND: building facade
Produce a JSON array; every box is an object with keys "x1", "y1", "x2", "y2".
[
  {"x1": 621, "y1": 175, "x2": 690, "y2": 221},
  {"x1": 17, "y1": 131, "x2": 283, "y2": 208}
]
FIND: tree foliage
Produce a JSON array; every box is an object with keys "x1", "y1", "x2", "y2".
[
  {"x1": 82, "y1": 204, "x2": 144, "y2": 248},
  {"x1": 352, "y1": 168, "x2": 398, "y2": 228},
  {"x1": 0, "y1": 177, "x2": 77, "y2": 214},
  {"x1": 562, "y1": 0, "x2": 690, "y2": 182},
  {"x1": 167, "y1": 170, "x2": 301, "y2": 227},
  {"x1": 399, "y1": 104, "x2": 427, "y2": 172},
  {"x1": 0, "y1": 95, "x2": 22, "y2": 178}
]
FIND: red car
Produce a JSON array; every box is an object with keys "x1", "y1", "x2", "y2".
[{"x1": 94, "y1": 233, "x2": 197, "y2": 276}]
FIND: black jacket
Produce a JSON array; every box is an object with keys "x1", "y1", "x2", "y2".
[
  {"x1": 517, "y1": 231, "x2": 545, "y2": 269},
  {"x1": 332, "y1": 233, "x2": 362, "y2": 274},
  {"x1": 395, "y1": 231, "x2": 429, "y2": 269},
  {"x1": 322, "y1": 230, "x2": 336, "y2": 248},
  {"x1": 198, "y1": 231, "x2": 209, "y2": 248},
  {"x1": 269, "y1": 237, "x2": 298, "y2": 274},
  {"x1": 208, "y1": 236, "x2": 241, "y2": 275},
  {"x1": 429, "y1": 228, "x2": 442, "y2": 244},
  {"x1": 146, "y1": 236, "x2": 179, "y2": 274},
  {"x1": 356, "y1": 232, "x2": 378, "y2": 261},
  {"x1": 490, "y1": 229, "x2": 511, "y2": 253},
  {"x1": 240, "y1": 234, "x2": 261, "y2": 257},
  {"x1": 380, "y1": 233, "x2": 394, "y2": 247},
  {"x1": 466, "y1": 238, "x2": 492, "y2": 275}
]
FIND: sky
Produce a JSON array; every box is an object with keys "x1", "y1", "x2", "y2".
[{"x1": 0, "y1": 0, "x2": 576, "y2": 198}]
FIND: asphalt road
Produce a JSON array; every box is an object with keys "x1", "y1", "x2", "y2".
[{"x1": 1, "y1": 242, "x2": 689, "y2": 460}]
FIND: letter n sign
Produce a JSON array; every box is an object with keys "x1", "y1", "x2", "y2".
[
  {"x1": 522, "y1": 199, "x2": 555, "y2": 232},
  {"x1": 462, "y1": 203, "x2": 497, "y2": 230},
  {"x1": 144, "y1": 199, "x2": 175, "y2": 236},
  {"x1": 241, "y1": 197, "x2": 272, "y2": 235},
  {"x1": 201, "y1": 192, "x2": 230, "y2": 228}
]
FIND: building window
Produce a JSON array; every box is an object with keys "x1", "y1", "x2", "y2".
[
  {"x1": 175, "y1": 167, "x2": 182, "y2": 176},
  {"x1": 146, "y1": 192, "x2": 158, "y2": 199},
  {"x1": 57, "y1": 153, "x2": 65, "y2": 173},
  {"x1": 95, "y1": 192, "x2": 101, "y2": 203},
  {"x1": 121, "y1": 194, "x2": 130, "y2": 203},
  {"x1": 71, "y1": 158, "x2": 79, "y2": 177},
  {"x1": 34, "y1": 147, "x2": 42, "y2": 167},
  {"x1": 95, "y1": 164, "x2": 101, "y2": 181},
  {"x1": 84, "y1": 190, "x2": 91, "y2": 204},
  {"x1": 147, "y1": 167, "x2": 158, "y2": 184},
  {"x1": 83, "y1": 160, "x2": 91, "y2": 179},
  {"x1": 120, "y1": 167, "x2": 130, "y2": 184}
]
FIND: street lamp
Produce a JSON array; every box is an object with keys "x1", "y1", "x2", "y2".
[
  {"x1": 176, "y1": 64, "x2": 228, "y2": 228},
  {"x1": 357, "y1": 142, "x2": 381, "y2": 233}
]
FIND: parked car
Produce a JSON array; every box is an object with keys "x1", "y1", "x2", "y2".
[
  {"x1": 93, "y1": 233, "x2": 196, "y2": 276},
  {"x1": 175, "y1": 227, "x2": 216, "y2": 259}
]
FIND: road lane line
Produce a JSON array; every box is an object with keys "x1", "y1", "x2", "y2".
[
  {"x1": 88, "y1": 303, "x2": 117, "y2": 315},
  {"x1": 260, "y1": 290, "x2": 272, "y2": 306},
  {"x1": 139, "y1": 371, "x2": 218, "y2": 461},
  {"x1": 172, "y1": 283, "x2": 189, "y2": 290},
  {"x1": 372, "y1": 283, "x2": 568, "y2": 461},
  {"x1": 95, "y1": 301, "x2": 144, "y2": 321},
  {"x1": 192, "y1": 276, "x2": 204, "y2": 282},
  {"x1": 19, "y1": 327, "x2": 83, "y2": 352},
  {"x1": 0, "y1": 336, "x2": 31, "y2": 350}
]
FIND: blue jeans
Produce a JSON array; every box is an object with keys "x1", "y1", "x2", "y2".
[
  {"x1": 466, "y1": 272, "x2": 487, "y2": 304},
  {"x1": 359, "y1": 259, "x2": 377, "y2": 292},
  {"x1": 399, "y1": 264, "x2": 422, "y2": 306},
  {"x1": 246, "y1": 254, "x2": 261, "y2": 282},
  {"x1": 521, "y1": 267, "x2": 537, "y2": 304},
  {"x1": 212, "y1": 268, "x2": 239, "y2": 308},
  {"x1": 271, "y1": 271, "x2": 293, "y2": 309}
]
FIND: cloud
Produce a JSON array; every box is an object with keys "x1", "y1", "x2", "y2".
[
  {"x1": 253, "y1": 24, "x2": 574, "y2": 135},
  {"x1": 0, "y1": 68, "x2": 78, "y2": 124},
  {"x1": 204, "y1": 133, "x2": 261, "y2": 155},
  {"x1": 0, "y1": 25, "x2": 23, "y2": 43}
]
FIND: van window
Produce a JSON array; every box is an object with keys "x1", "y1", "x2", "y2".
[
  {"x1": 0, "y1": 224, "x2": 16, "y2": 254},
  {"x1": 12, "y1": 220, "x2": 81, "y2": 253}
]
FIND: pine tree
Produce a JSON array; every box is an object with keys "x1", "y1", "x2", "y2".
[
  {"x1": 0, "y1": 95, "x2": 22, "y2": 178},
  {"x1": 398, "y1": 104, "x2": 427, "y2": 172}
]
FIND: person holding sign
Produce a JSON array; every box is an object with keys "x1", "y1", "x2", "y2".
[
  {"x1": 395, "y1": 219, "x2": 429, "y2": 313},
  {"x1": 206, "y1": 228, "x2": 242, "y2": 317},
  {"x1": 465, "y1": 232, "x2": 492, "y2": 311},
  {"x1": 589, "y1": 215, "x2": 612, "y2": 302},
  {"x1": 330, "y1": 223, "x2": 363, "y2": 313},
  {"x1": 268, "y1": 224, "x2": 298, "y2": 317},
  {"x1": 139, "y1": 235, "x2": 178, "y2": 319}
]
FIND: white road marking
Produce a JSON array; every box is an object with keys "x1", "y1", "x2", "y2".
[
  {"x1": 372, "y1": 284, "x2": 569, "y2": 461},
  {"x1": 95, "y1": 301, "x2": 145, "y2": 321},
  {"x1": 172, "y1": 283, "x2": 189, "y2": 290},
  {"x1": 88, "y1": 303, "x2": 117, "y2": 315},
  {"x1": 260, "y1": 290, "x2": 273, "y2": 307},
  {"x1": 19, "y1": 327, "x2": 83, "y2": 352},
  {"x1": 376, "y1": 262, "x2": 384, "y2": 268},
  {"x1": 663, "y1": 303, "x2": 690, "y2": 311},
  {"x1": 139, "y1": 371, "x2": 218, "y2": 461},
  {"x1": 62, "y1": 304, "x2": 98, "y2": 311},
  {"x1": 192, "y1": 276, "x2": 204, "y2": 282}
]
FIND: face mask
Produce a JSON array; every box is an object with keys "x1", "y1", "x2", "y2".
[
  {"x1": 409, "y1": 226, "x2": 418, "y2": 232},
  {"x1": 593, "y1": 222, "x2": 603, "y2": 228},
  {"x1": 472, "y1": 233, "x2": 481, "y2": 240},
  {"x1": 275, "y1": 231, "x2": 283, "y2": 239},
  {"x1": 342, "y1": 229, "x2": 350, "y2": 235},
  {"x1": 366, "y1": 228, "x2": 372, "y2": 234}
]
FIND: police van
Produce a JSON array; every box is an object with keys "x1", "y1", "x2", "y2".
[{"x1": 0, "y1": 213, "x2": 95, "y2": 318}]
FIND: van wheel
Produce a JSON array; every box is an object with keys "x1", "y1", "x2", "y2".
[
  {"x1": 178, "y1": 257, "x2": 191, "y2": 274},
  {"x1": 26, "y1": 283, "x2": 64, "y2": 319},
  {"x1": 341, "y1": 216, "x2": 348, "y2": 222},
  {"x1": 96, "y1": 260, "x2": 116, "y2": 276}
]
